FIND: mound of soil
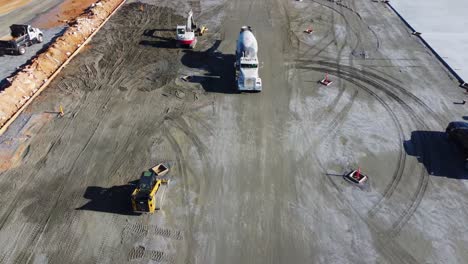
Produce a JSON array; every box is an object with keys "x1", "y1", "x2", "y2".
[{"x1": 0, "y1": 0, "x2": 124, "y2": 128}]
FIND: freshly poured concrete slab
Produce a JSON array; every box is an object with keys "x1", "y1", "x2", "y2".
[{"x1": 391, "y1": 0, "x2": 468, "y2": 82}]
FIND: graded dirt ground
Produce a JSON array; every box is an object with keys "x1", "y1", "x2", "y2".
[{"x1": 0, "y1": 0, "x2": 468, "y2": 264}]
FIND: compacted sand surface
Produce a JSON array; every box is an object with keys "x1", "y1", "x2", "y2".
[{"x1": 0, "y1": 0, "x2": 467, "y2": 263}]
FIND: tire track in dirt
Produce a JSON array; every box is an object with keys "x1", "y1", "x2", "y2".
[
  {"x1": 316, "y1": 139, "x2": 419, "y2": 264},
  {"x1": 313, "y1": 0, "x2": 379, "y2": 54},
  {"x1": 303, "y1": 69, "x2": 420, "y2": 263},
  {"x1": 0, "y1": 111, "x2": 75, "y2": 233},
  {"x1": 325, "y1": 89, "x2": 359, "y2": 133},
  {"x1": 123, "y1": 222, "x2": 184, "y2": 241},
  {"x1": 280, "y1": 0, "x2": 300, "y2": 50},
  {"x1": 322, "y1": 0, "x2": 380, "y2": 53},
  {"x1": 315, "y1": 151, "x2": 419, "y2": 264},
  {"x1": 337, "y1": 58, "x2": 407, "y2": 218},
  {"x1": 314, "y1": 0, "x2": 355, "y2": 54},
  {"x1": 94, "y1": 229, "x2": 114, "y2": 264},
  {"x1": 158, "y1": 96, "x2": 216, "y2": 262},
  {"x1": 295, "y1": 60, "x2": 437, "y2": 221},
  {"x1": 285, "y1": 0, "x2": 358, "y2": 184},
  {"x1": 49, "y1": 7, "x2": 180, "y2": 261},
  {"x1": 25, "y1": 113, "x2": 109, "y2": 264},
  {"x1": 299, "y1": 62, "x2": 430, "y2": 235},
  {"x1": 166, "y1": 116, "x2": 209, "y2": 161},
  {"x1": 163, "y1": 130, "x2": 192, "y2": 223},
  {"x1": 127, "y1": 245, "x2": 174, "y2": 263},
  {"x1": 318, "y1": 65, "x2": 436, "y2": 232},
  {"x1": 288, "y1": 1, "x2": 341, "y2": 60},
  {"x1": 0, "y1": 112, "x2": 82, "y2": 263},
  {"x1": 4, "y1": 95, "x2": 125, "y2": 263},
  {"x1": 348, "y1": 0, "x2": 381, "y2": 51},
  {"x1": 289, "y1": 1, "x2": 404, "y2": 208},
  {"x1": 287, "y1": 85, "x2": 358, "y2": 187},
  {"x1": 291, "y1": 1, "x2": 352, "y2": 111},
  {"x1": 335, "y1": 11, "x2": 409, "y2": 217},
  {"x1": 341, "y1": 5, "x2": 407, "y2": 220},
  {"x1": 308, "y1": 60, "x2": 447, "y2": 126},
  {"x1": 2, "y1": 4, "x2": 189, "y2": 263}
]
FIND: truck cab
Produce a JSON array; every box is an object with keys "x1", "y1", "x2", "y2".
[
  {"x1": 12, "y1": 24, "x2": 43, "y2": 39},
  {"x1": 235, "y1": 26, "x2": 262, "y2": 92}
]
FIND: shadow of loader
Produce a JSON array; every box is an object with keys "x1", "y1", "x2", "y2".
[{"x1": 76, "y1": 181, "x2": 140, "y2": 215}]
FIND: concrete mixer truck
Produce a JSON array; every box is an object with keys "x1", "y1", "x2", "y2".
[{"x1": 235, "y1": 26, "x2": 262, "y2": 92}]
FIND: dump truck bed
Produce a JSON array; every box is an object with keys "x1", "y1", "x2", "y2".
[{"x1": 151, "y1": 163, "x2": 169, "y2": 176}]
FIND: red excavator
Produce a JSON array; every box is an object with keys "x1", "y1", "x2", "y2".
[
  {"x1": 175, "y1": 10, "x2": 207, "y2": 48},
  {"x1": 176, "y1": 10, "x2": 197, "y2": 48}
]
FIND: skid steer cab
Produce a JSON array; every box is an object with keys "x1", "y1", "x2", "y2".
[{"x1": 131, "y1": 164, "x2": 169, "y2": 214}]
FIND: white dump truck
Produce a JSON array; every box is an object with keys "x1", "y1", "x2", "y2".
[
  {"x1": 235, "y1": 26, "x2": 262, "y2": 92},
  {"x1": 0, "y1": 24, "x2": 43, "y2": 55}
]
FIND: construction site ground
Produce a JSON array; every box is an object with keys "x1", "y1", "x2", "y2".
[{"x1": 1, "y1": 0, "x2": 468, "y2": 263}]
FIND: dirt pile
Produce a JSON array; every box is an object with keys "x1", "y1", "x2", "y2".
[{"x1": 0, "y1": 0, "x2": 124, "y2": 129}]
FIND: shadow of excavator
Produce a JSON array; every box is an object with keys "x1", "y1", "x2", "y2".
[{"x1": 180, "y1": 39, "x2": 238, "y2": 94}]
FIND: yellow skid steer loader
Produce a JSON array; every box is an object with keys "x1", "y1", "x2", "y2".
[{"x1": 131, "y1": 164, "x2": 169, "y2": 213}]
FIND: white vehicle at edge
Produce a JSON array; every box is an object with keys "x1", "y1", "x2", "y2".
[{"x1": 235, "y1": 26, "x2": 262, "y2": 92}]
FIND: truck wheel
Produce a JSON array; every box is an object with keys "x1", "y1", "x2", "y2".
[
  {"x1": 37, "y1": 34, "x2": 44, "y2": 43},
  {"x1": 18, "y1": 47, "x2": 26, "y2": 55}
]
